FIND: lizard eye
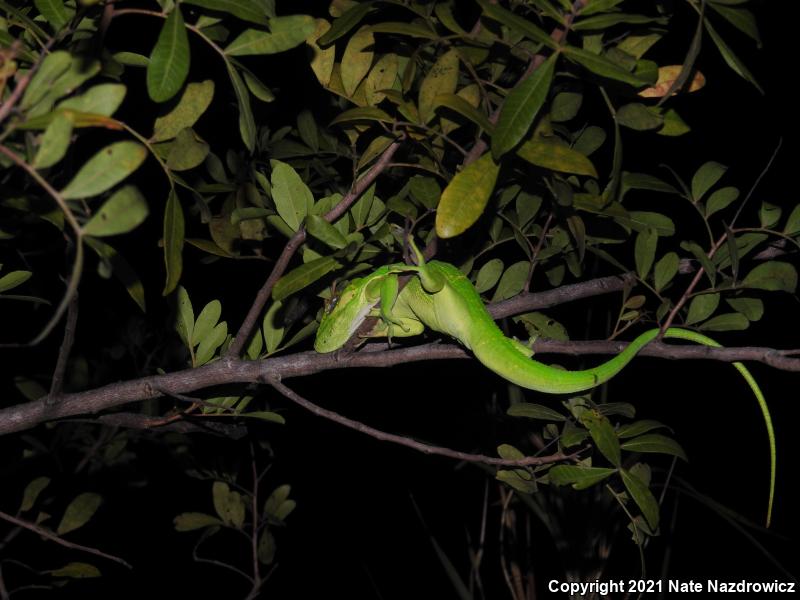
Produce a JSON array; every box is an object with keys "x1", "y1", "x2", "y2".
[{"x1": 324, "y1": 279, "x2": 343, "y2": 314}]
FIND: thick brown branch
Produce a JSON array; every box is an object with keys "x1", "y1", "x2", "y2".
[
  {"x1": 268, "y1": 377, "x2": 577, "y2": 467},
  {"x1": 0, "y1": 335, "x2": 796, "y2": 437},
  {"x1": 226, "y1": 138, "x2": 403, "y2": 357}
]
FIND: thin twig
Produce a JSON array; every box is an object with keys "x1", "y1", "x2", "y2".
[
  {"x1": 48, "y1": 292, "x2": 79, "y2": 401},
  {"x1": 267, "y1": 376, "x2": 578, "y2": 467},
  {"x1": 0, "y1": 509, "x2": 132, "y2": 569}
]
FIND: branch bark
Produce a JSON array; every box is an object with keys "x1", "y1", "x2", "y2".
[{"x1": 0, "y1": 335, "x2": 796, "y2": 437}]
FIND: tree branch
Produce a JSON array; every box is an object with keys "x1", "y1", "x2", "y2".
[
  {"x1": 267, "y1": 377, "x2": 578, "y2": 467},
  {"x1": 0, "y1": 333, "x2": 796, "y2": 437},
  {"x1": 0, "y1": 509, "x2": 132, "y2": 570}
]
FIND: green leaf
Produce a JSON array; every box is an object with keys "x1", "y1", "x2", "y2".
[
  {"x1": 691, "y1": 161, "x2": 727, "y2": 201},
  {"x1": 82, "y1": 186, "x2": 149, "y2": 237},
  {"x1": 330, "y1": 106, "x2": 395, "y2": 126},
  {"x1": 147, "y1": 6, "x2": 191, "y2": 103},
  {"x1": 257, "y1": 529, "x2": 276, "y2": 565},
  {"x1": 212, "y1": 481, "x2": 245, "y2": 528},
  {"x1": 516, "y1": 140, "x2": 597, "y2": 177},
  {"x1": 704, "y1": 17, "x2": 763, "y2": 93},
  {"x1": 698, "y1": 312, "x2": 749, "y2": 331},
  {"x1": 152, "y1": 80, "x2": 215, "y2": 142},
  {"x1": 507, "y1": 402, "x2": 566, "y2": 421},
  {"x1": 475, "y1": 0, "x2": 557, "y2": 49},
  {"x1": 493, "y1": 54, "x2": 556, "y2": 159},
  {"x1": 551, "y1": 91, "x2": 582, "y2": 122},
  {"x1": 317, "y1": 1, "x2": 374, "y2": 46},
  {"x1": 296, "y1": 110, "x2": 319, "y2": 151},
  {"x1": 707, "y1": 3, "x2": 760, "y2": 45},
  {"x1": 653, "y1": 252, "x2": 679, "y2": 292},
  {"x1": 225, "y1": 15, "x2": 315, "y2": 56},
  {"x1": 367, "y1": 22, "x2": 438, "y2": 39},
  {"x1": 549, "y1": 465, "x2": 616, "y2": 489},
  {"x1": 20, "y1": 51, "x2": 71, "y2": 111},
  {"x1": 85, "y1": 238, "x2": 147, "y2": 312},
  {"x1": 241, "y1": 68, "x2": 275, "y2": 102},
  {"x1": 175, "y1": 286, "x2": 194, "y2": 347},
  {"x1": 685, "y1": 293, "x2": 720, "y2": 325},
  {"x1": 562, "y1": 45, "x2": 648, "y2": 86},
  {"x1": 634, "y1": 228, "x2": 657, "y2": 279},
  {"x1": 166, "y1": 128, "x2": 210, "y2": 171},
  {"x1": 182, "y1": 0, "x2": 269, "y2": 26},
  {"x1": 60, "y1": 142, "x2": 147, "y2": 200},
  {"x1": 57, "y1": 492, "x2": 103, "y2": 535},
  {"x1": 474, "y1": 259, "x2": 504, "y2": 294},
  {"x1": 33, "y1": 111, "x2": 74, "y2": 169},
  {"x1": 195, "y1": 321, "x2": 227, "y2": 365},
  {"x1": 272, "y1": 256, "x2": 341, "y2": 301},
  {"x1": 573, "y1": 12, "x2": 666, "y2": 31},
  {"x1": 621, "y1": 434, "x2": 687, "y2": 461},
  {"x1": 305, "y1": 215, "x2": 347, "y2": 249},
  {"x1": 340, "y1": 26, "x2": 374, "y2": 97},
  {"x1": 617, "y1": 419, "x2": 668, "y2": 439},
  {"x1": 47, "y1": 563, "x2": 101, "y2": 579},
  {"x1": 726, "y1": 297, "x2": 763, "y2": 321},
  {"x1": 496, "y1": 469, "x2": 538, "y2": 494},
  {"x1": 759, "y1": 202, "x2": 781, "y2": 229},
  {"x1": 35, "y1": 0, "x2": 71, "y2": 29},
  {"x1": 20, "y1": 476, "x2": 51, "y2": 512},
  {"x1": 579, "y1": 410, "x2": 621, "y2": 467},
  {"x1": 226, "y1": 64, "x2": 256, "y2": 151},
  {"x1": 113, "y1": 51, "x2": 150, "y2": 67},
  {"x1": 491, "y1": 261, "x2": 529, "y2": 302},
  {"x1": 58, "y1": 83, "x2": 127, "y2": 117},
  {"x1": 262, "y1": 300, "x2": 285, "y2": 353},
  {"x1": 742, "y1": 261, "x2": 797, "y2": 293},
  {"x1": 436, "y1": 153, "x2": 499, "y2": 239},
  {"x1": 434, "y1": 92, "x2": 493, "y2": 131},
  {"x1": 270, "y1": 160, "x2": 314, "y2": 231},
  {"x1": 705, "y1": 186, "x2": 739, "y2": 218},
  {"x1": 163, "y1": 189, "x2": 185, "y2": 295},
  {"x1": 783, "y1": 204, "x2": 800, "y2": 235},
  {"x1": 616, "y1": 102, "x2": 663, "y2": 130},
  {"x1": 193, "y1": 300, "x2": 222, "y2": 348},
  {"x1": 174, "y1": 512, "x2": 224, "y2": 531},
  {"x1": 620, "y1": 467, "x2": 659, "y2": 529},
  {"x1": 242, "y1": 411, "x2": 286, "y2": 425},
  {"x1": 0, "y1": 270, "x2": 32, "y2": 293},
  {"x1": 418, "y1": 49, "x2": 459, "y2": 123}
]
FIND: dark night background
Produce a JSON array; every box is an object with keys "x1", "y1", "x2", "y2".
[{"x1": 1, "y1": 1, "x2": 797, "y2": 597}]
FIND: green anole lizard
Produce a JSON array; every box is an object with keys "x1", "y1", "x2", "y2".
[{"x1": 314, "y1": 240, "x2": 776, "y2": 527}]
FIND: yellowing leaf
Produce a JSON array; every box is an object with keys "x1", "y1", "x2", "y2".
[
  {"x1": 639, "y1": 65, "x2": 706, "y2": 98},
  {"x1": 418, "y1": 49, "x2": 459, "y2": 123},
  {"x1": 516, "y1": 140, "x2": 597, "y2": 177},
  {"x1": 340, "y1": 26, "x2": 374, "y2": 97},
  {"x1": 436, "y1": 153, "x2": 499, "y2": 239},
  {"x1": 225, "y1": 15, "x2": 315, "y2": 56},
  {"x1": 152, "y1": 80, "x2": 215, "y2": 142}
]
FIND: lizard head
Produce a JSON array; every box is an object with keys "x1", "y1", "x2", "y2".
[{"x1": 313, "y1": 268, "x2": 389, "y2": 353}]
